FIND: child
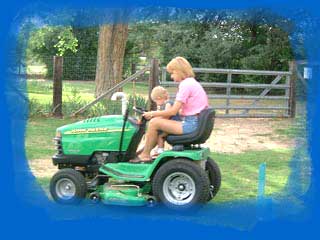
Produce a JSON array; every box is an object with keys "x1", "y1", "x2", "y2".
[{"x1": 150, "y1": 86, "x2": 180, "y2": 155}]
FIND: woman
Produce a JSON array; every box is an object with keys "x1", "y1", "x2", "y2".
[{"x1": 130, "y1": 57, "x2": 209, "y2": 163}]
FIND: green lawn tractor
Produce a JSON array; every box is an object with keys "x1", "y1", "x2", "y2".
[{"x1": 50, "y1": 105, "x2": 221, "y2": 209}]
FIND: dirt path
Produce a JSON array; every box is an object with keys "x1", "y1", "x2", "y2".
[
  {"x1": 29, "y1": 118, "x2": 295, "y2": 178},
  {"x1": 208, "y1": 118, "x2": 294, "y2": 153}
]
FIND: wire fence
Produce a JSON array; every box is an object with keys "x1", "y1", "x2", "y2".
[
  {"x1": 11, "y1": 55, "x2": 148, "y2": 81},
  {"x1": 9, "y1": 54, "x2": 310, "y2": 118}
]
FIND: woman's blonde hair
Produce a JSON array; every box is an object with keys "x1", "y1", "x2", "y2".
[
  {"x1": 166, "y1": 56, "x2": 195, "y2": 79},
  {"x1": 151, "y1": 86, "x2": 169, "y2": 101}
]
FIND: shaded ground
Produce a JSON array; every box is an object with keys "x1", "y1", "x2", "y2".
[{"x1": 29, "y1": 117, "x2": 295, "y2": 178}]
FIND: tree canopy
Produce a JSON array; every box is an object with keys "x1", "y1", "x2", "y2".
[{"x1": 20, "y1": 8, "x2": 305, "y2": 82}]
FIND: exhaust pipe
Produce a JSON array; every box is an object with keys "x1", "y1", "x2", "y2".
[{"x1": 111, "y1": 92, "x2": 127, "y2": 116}]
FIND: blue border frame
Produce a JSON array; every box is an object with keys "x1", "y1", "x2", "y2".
[{"x1": 1, "y1": 1, "x2": 319, "y2": 239}]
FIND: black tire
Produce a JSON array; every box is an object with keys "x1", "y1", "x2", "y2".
[
  {"x1": 152, "y1": 159, "x2": 210, "y2": 209},
  {"x1": 206, "y1": 157, "x2": 221, "y2": 201},
  {"x1": 50, "y1": 168, "x2": 87, "y2": 204}
]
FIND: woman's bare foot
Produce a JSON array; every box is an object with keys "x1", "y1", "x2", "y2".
[{"x1": 129, "y1": 154, "x2": 152, "y2": 163}]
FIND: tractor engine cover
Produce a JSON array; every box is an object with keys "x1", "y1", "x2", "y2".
[{"x1": 56, "y1": 115, "x2": 138, "y2": 156}]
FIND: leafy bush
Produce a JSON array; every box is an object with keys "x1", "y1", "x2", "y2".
[
  {"x1": 28, "y1": 98, "x2": 52, "y2": 117},
  {"x1": 127, "y1": 95, "x2": 148, "y2": 113},
  {"x1": 28, "y1": 82, "x2": 148, "y2": 118},
  {"x1": 62, "y1": 88, "x2": 86, "y2": 115}
]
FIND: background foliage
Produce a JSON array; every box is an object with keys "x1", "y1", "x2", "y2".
[{"x1": 17, "y1": 8, "x2": 305, "y2": 83}]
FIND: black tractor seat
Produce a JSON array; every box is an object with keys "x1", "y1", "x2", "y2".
[{"x1": 166, "y1": 108, "x2": 215, "y2": 148}]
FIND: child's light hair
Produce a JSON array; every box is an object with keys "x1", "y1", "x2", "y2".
[
  {"x1": 166, "y1": 56, "x2": 195, "y2": 79},
  {"x1": 151, "y1": 86, "x2": 169, "y2": 101}
]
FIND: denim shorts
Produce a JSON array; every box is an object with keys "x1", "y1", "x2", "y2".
[{"x1": 181, "y1": 115, "x2": 199, "y2": 134}]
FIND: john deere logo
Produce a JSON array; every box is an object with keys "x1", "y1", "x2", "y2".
[{"x1": 64, "y1": 128, "x2": 127, "y2": 135}]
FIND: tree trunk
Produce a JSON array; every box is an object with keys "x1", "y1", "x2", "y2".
[{"x1": 95, "y1": 24, "x2": 129, "y2": 97}]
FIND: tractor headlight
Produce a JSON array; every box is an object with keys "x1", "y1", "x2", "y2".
[
  {"x1": 53, "y1": 131, "x2": 63, "y2": 154},
  {"x1": 55, "y1": 131, "x2": 62, "y2": 138}
]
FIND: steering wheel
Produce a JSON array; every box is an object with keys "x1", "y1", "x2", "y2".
[
  {"x1": 133, "y1": 106, "x2": 147, "y2": 115},
  {"x1": 132, "y1": 106, "x2": 149, "y2": 125}
]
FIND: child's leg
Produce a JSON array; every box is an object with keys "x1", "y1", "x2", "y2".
[
  {"x1": 155, "y1": 132, "x2": 168, "y2": 155},
  {"x1": 136, "y1": 135, "x2": 146, "y2": 155},
  {"x1": 157, "y1": 135, "x2": 165, "y2": 149}
]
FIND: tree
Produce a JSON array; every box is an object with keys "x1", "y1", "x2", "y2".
[
  {"x1": 27, "y1": 26, "x2": 78, "y2": 77},
  {"x1": 63, "y1": 26, "x2": 98, "y2": 80},
  {"x1": 28, "y1": 26, "x2": 78, "y2": 58},
  {"x1": 94, "y1": 10, "x2": 130, "y2": 97}
]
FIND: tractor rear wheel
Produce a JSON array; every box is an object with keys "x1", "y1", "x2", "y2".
[
  {"x1": 206, "y1": 157, "x2": 221, "y2": 201},
  {"x1": 50, "y1": 168, "x2": 87, "y2": 204},
  {"x1": 152, "y1": 159, "x2": 210, "y2": 209}
]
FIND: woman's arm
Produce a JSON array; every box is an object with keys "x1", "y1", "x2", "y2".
[
  {"x1": 143, "y1": 101, "x2": 182, "y2": 119},
  {"x1": 160, "y1": 102, "x2": 174, "y2": 119}
]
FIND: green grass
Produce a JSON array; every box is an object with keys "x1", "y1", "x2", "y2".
[
  {"x1": 27, "y1": 80, "x2": 95, "y2": 103},
  {"x1": 26, "y1": 117, "x2": 78, "y2": 160},
  {"x1": 211, "y1": 149, "x2": 293, "y2": 202},
  {"x1": 274, "y1": 120, "x2": 303, "y2": 138},
  {"x1": 34, "y1": 148, "x2": 293, "y2": 202},
  {"x1": 27, "y1": 65, "x2": 47, "y2": 75},
  {"x1": 27, "y1": 79, "x2": 149, "y2": 104},
  {"x1": 27, "y1": 80, "x2": 149, "y2": 117}
]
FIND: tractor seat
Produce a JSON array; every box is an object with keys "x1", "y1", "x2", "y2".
[{"x1": 166, "y1": 108, "x2": 215, "y2": 147}]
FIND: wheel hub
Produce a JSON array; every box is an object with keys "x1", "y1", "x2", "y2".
[
  {"x1": 55, "y1": 178, "x2": 76, "y2": 200},
  {"x1": 163, "y1": 172, "x2": 196, "y2": 205},
  {"x1": 178, "y1": 184, "x2": 185, "y2": 191}
]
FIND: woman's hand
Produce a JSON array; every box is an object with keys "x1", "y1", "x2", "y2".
[{"x1": 143, "y1": 111, "x2": 154, "y2": 120}]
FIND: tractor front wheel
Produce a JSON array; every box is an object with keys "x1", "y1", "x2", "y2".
[{"x1": 50, "y1": 168, "x2": 87, "y2": 204}]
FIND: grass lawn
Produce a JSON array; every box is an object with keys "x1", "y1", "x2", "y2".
[
  {"x1": 211, "y1": 149, "x2": 292, "y2": 202},
  {"x1": 27, "y1": 79, "x2": 149, "y2": 103},
  {"x1": 34, "y1": 150, "x2": 292, "y2": 203},
  {"x1": 26, "y1": 117, "x2": 77, "y2": 159}
]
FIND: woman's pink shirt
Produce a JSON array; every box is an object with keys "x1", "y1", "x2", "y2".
[{"x1": 175, "y1": 77, "x2": 208, "y2": 116}]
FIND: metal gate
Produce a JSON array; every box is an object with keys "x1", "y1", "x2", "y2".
[{"x1": 160, "y1": 67, "x2": 295, "y2": 118}]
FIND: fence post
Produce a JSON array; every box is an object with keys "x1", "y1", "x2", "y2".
[
  {"x1": 161, "y1": 67, "x2": 167, "y2": 83},
  {"x1": 148, "y1": 58, "x2": 159, "y2": 111},
  {"x1": 226, "y1": 73, "x2": 232, "y2": 115},
  {"x1": 289, "y1": 61, "x2": 297, "y2": 118},
  {"x1": 52, "y1": 56, "x2": 63, "y2": 118},
  {"x1": 131, "y1": 63, "x2": 136, "y2": 75}
]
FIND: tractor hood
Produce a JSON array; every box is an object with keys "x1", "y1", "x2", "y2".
[
  {"x1": 57, "y1": 115, "x2": 127, "y2": 135},
  {"x1": 56, "y1": 115, "x2": 138, "y2": 155}
]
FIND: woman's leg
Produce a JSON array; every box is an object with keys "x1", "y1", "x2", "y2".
[{"x1": 139, "y1": 118, "x2": 183, "y2": 160}]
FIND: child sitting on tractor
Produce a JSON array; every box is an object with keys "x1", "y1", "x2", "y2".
[{"x1": 149, "y1": 86, "x2": 180, "y2": 156}]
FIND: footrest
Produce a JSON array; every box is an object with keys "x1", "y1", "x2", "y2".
[{"x1": 99, "y1": 162, "x2": 153, "y2": 181}]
